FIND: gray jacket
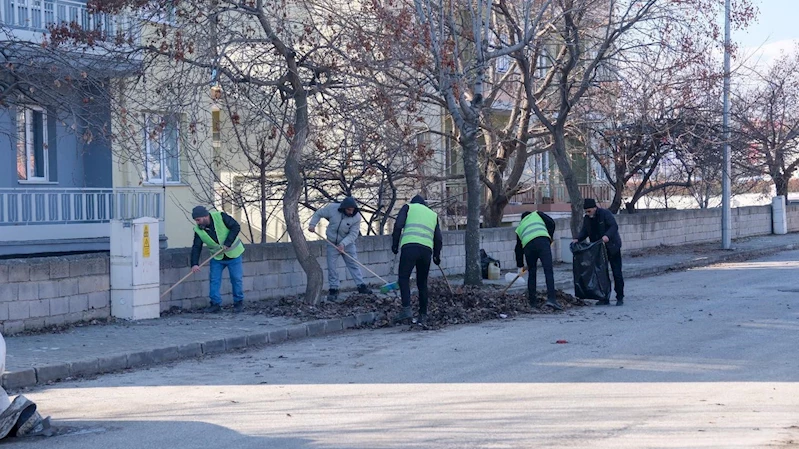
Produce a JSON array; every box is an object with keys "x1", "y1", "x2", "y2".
[{"x1": 309, "y1": 197, "x2": 361, "y2": 246}]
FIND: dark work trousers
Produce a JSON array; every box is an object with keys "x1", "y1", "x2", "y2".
[
  {"x1": 607, "y1": 249, "x2": 624, "y2": 300},
  {"x1": 398, "y1": 244, "x2": 432, "y2": 315},
  {"x1": 524, "y1": 236, "x2": 556, "y2": 303}
]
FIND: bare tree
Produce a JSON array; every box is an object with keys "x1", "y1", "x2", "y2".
[
  {"x1": 364, "y1": 0, "x2": 554, "y2": 285},
  {"x1": 732, "y1": 48, "x2": 799, "y2": 198},
  {"x1": 524, "y1": 0, "x2": 755, "y2": 234}
]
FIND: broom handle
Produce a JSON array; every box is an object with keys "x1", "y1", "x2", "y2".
[
  {"x1": 437, "y1": 264, "x2": 454, "y2": 294},
  {"x1": 160, "y1": 247, "x2": 226, "y2": 299},
  {"x1": 501, "y1": 266, "x2": 527, "y2": 296},
  {"x1": 312, "y1": 230, "x2": 393, "y2": 285}
]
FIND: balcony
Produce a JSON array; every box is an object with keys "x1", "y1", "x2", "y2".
[
  {"x1": 510, "y1": 183, "x2": 613, "y2": 205},
  {"x1": 0, "y1": 0, "x2": 138, "y2": 49},
  {"x1": 0, "y1": 187, "x2": 164, "y2": 257}
]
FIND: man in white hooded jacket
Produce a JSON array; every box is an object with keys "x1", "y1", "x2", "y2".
[{"x1": 309, "y1": 196, "x2": 370, "y2": 301}]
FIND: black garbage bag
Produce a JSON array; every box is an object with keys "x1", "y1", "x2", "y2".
[
  {"x1": 479, "y1": 249, "x2": 501, "y2": 279},
  {"x1": 570, "y1": 241, "x2": 611, "y2": 301}
]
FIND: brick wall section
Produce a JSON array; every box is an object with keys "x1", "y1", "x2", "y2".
[
  {"x1": 1, "y1": 204, "x2": 796, "y2": 334},
  {"x1": 0, "y1": 254, "x2": 110, "y2": 335}
]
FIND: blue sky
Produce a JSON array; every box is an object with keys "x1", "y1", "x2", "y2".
[{"x1": 734, "y1": 0, "x2": 798, "y2": 65}]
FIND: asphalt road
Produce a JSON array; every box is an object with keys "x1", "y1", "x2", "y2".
[{"x1": 5, "y1": 251, "x2": 799, "y2": 448}]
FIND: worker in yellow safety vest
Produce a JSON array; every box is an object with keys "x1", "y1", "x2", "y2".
[
  {"x1": 514, "y1": 210, "x2": 561, "y2": 310},
  {"x1": 191, "y1": 206, "x2": 246, "y2": 313},
  {"x1": 391, "y1": 195, "x2": 443, "y2": 325}
]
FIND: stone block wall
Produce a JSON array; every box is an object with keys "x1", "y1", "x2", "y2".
[
  {"x1": 0, "y1": 254, "x2": 110, "y2": 334},
  {"x1": 787, "y1": 204, "x2": 799, "y2": 232},
  {"x1": 0, "y1": 203, "x2": 796, "y2": 334}
]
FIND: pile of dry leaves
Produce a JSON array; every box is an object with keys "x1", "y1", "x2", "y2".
[{"x1": 244, "y1": 279, "x2": 587, "y2": 330}]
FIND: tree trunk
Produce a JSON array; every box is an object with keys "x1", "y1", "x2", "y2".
[
  {"x1": 483, "y1": 194, "x2": 507, "y2": 228},
  {"x1": 461, "y1": 123, "x2": 483, "y2": 286},
  {"x1": 283, "y1": 94, "x2": 324, "y2": 304},
  {"x1": 774, "y1": 175, "x2": 789, "y2": 198},
  {"x1": 551, "y1": 131, "x2": 583, "y2": 236},
  {"x1": 608, "y1": 181, "x2": 623, "y2": 214}
]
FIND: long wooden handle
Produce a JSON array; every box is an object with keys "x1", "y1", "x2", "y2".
[
  {"x1": 160, "y1": 247, "x2": 226, "y2": 299},
  {"x1": 501, "y1": 267, "x2": 527, "y2": 296},
  {"x1": 311, "y1": 229, "x2": 392, "y2": 285},
  {"x1": 438, "y1": 264, "x2": 454, "y2": 294}
]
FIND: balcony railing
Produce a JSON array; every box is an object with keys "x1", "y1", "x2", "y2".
[
  {"x1": 510, "y1": 183, "x2": 613, "y2": 204},
  {"x1": 1, "y1": 0, "x2": 136, "y2": 43},
  {"x1": 0, "y1": 187, "x2": 164, "y2": 243}
]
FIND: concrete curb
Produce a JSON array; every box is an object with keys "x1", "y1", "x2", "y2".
[
  {"x1": 2, "y1": 312, "x2": 380, "y2": 391},
  {"x1": 3, "y1": 242, "x2": 796, "y2": 391}
]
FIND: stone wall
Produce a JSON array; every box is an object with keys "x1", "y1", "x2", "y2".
[
  {"x1": 788, "y1": 204, "x2": 799, "y2": 232},
  {"x1": 1, "y1": 203, "x2": 797, "y2": 334},
  {"x1": 0, "y1": 254, "x2": 110, "y2": 334},
  {"x1": 158, "y1": 228, "x2": 519, "y2": 311}
]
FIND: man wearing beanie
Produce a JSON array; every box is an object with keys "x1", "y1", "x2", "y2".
[
  {"x1": 573, "y1": 198, "x2": 625, "y2": 305},
  {"x1": 514, "y1": 210, "x2": 560, "y2": 310},
  {"x1": 190, "y1": 205, "x2": 245, "y2": 313},
  {"x1": 308, "y1": 196, "x2": 370, "y2": 301}
]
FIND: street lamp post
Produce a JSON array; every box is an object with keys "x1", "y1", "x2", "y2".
[{"x1": 722, "y1": 0, "x2": 732, "y2": 249}]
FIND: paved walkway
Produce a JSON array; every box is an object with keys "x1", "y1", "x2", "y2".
[{"x1": 4, "y1": 232, "x2": 799, "y2": 391}]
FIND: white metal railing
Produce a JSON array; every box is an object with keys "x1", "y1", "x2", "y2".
[
  {"x1": 0, "y1": 0, "x2": 136, "y2": 43},
  {"x1": 0, "y1": 187, "x2": 164, "y2": 229}
]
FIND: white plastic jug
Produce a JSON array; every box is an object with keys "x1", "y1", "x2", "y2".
[{"x1": 487, "y1": 262, "x2": 501, "y2": 280}]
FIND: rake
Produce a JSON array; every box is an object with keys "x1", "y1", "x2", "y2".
[
  {"x1": 160, "y1": 247, "x2": 226, "y2": 299},
  {"x1": 501, "y1": 266, "x2": 527, "y2": 296},
  {"x1": 312, "y1": 230, "x2": 399, "y2": 294}
]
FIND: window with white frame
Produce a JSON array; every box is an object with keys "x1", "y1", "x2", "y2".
[
  {"x1": 143, "y1": 113, "x2": 181, "y2": 183},
  {"x1": 16, "y1": 106, "x2": 49, "y2": 182}
]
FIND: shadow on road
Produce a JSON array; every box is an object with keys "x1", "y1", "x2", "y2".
[{"x1": 0, "y1": 419, "x2": 331, "y2": 449}]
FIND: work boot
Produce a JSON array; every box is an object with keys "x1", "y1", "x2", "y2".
[
  {"x1": 616, "y1": 297, "x2": 624, "y2": 306},
  {"x1": 416, "y1": 314, "x2": 428, "y2": 326},
  {"x1": 203, "y1": 303, "x2": 222, "y2": 314},
  {"x1": 545, "y1": 298, "x2": 563, "y2": 311},
  {"x1": 595, "y1": 299, "x2": 610, "y2": 306},
  {"x1": 392, "y1": 306, "x2": 413, "y2": 324},
  {"x1": 357, "y1": 284, "x2": 371, "y2": 294},
  {"x1": 327, "y1": 289, "x2": 339, "y2": 302},
  {"x1": 233, "y1": 301, "x2": 245, "y2": 313},
  {"x1": 529, "y1": 297, "x2": 541, "y2": 309}
]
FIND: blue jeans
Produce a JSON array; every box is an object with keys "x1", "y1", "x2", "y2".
[
  {"x1": 209, "y1": 256, "x2": 244, "y2": 305},
  {"x1": 326, "y1": 243, "x2": 365, "y2": 289}
]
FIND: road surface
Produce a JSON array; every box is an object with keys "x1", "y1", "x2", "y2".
[{"x1": 6, "y1": 251, "x2": 799, "y2": 448}]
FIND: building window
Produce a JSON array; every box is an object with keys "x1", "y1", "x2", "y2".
[
  {"x1": 16, "y1": 106, "x2": 49, "y2": 182},
  {"x1": 211, "y1": 109, "x2": 221, "y2": 147},
  {"x1": 143, "y1": 113, "x2": 181, "y2": 183}
]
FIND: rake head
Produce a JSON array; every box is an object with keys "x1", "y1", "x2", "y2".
[{"x1": 379, "y1": 282, "x2": 399, "y2": 294}]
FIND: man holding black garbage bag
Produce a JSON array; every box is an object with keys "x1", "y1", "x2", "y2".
[{"x1": 572, "y1": 198, "x2": 625, "y2": 306}]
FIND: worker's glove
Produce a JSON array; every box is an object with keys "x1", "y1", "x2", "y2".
[
  {"x1": 433, "y1": 255, "x2": 441, "y2": 266},
  {"x1": 391, "y1": 245, "x2": 398, "y2": 255}
]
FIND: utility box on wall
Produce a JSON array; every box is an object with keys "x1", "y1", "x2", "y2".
[{"x1": 110, "y1": 217, "x2": 160, "y2": 320}]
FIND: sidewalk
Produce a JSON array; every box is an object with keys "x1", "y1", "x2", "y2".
[{"x1": 4, "y1": 232, "x2": 799, "y2": 391}]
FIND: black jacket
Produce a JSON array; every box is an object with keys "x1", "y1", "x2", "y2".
[
  {"x1": 514, "y1": 211, "x2": 556, "y2": 268},
  {"x1": 576, "y1": 207, "x2": 622, "y2": 253},
  {"x1": 191, "y1": 211, "x2": 242, "y2": 265},
  {"x1": 391, "y1": 195, "x2": 443, "y2": 258}
]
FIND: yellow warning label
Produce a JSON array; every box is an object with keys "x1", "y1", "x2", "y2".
[{"x1": 143, "y1": 224, "x2": 151, "y2": 258}]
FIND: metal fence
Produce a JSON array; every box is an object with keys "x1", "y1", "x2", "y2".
[
  {"x1": 1, "y1": 0, "x2": 136, "y2": 42},
  {"x1": 0, "y1": 188, "x2": 164, "y2": 240}
]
